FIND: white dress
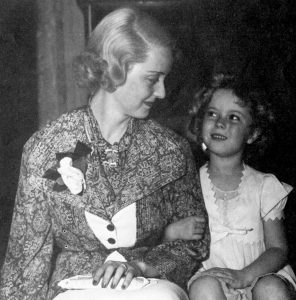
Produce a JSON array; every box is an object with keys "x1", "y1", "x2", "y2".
[{"x1": 189, "y1": 163, "x2": 296, "y2": 299}]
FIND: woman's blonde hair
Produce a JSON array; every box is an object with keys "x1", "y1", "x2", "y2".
[{"x1": 73, "y1": 7, "x2": 174, "y2": 93}]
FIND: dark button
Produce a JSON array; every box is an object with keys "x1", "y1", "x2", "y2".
[
  {"x1": 107, "y1": 224, "x2": 115, "y2": 231},
  {"x1": 108, "y1": 238, "x2": 116, "y2": 244}
]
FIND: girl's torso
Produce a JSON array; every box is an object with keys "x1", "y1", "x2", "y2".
[{"x1": 198, "y1": 163, "x2": 295, "y2": 293}]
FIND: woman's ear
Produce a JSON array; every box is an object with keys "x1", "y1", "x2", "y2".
[{"x1": 247, "y1": 129, "x2": 260, "y2": 144}]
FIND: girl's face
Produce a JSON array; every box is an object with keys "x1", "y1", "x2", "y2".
[
  {"x1": 202, "y1": 88, "x2": 255, "y2": 159},
  {"x1": 112, "y1": 45, "x2": 172, "y2": 119}
]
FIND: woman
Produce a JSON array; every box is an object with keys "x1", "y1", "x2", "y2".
[{"x1": 0, "y1": 7, "x2": 209, "y2": 300}]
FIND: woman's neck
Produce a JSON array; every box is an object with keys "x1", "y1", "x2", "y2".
[
  {"x1": 208, "y1": 154, "x2": 244, "y2": 191},
  {"x1": 90, "y1": 91, "x2": 130, "y2": 144}
]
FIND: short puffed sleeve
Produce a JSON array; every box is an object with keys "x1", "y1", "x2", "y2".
[{"x1": 260, "y1": 175, "x2": 293, "y2": 221}]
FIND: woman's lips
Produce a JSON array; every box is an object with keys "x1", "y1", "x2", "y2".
[{"x1": 144, "y1": 101, "x2": 154, "y2": 108}]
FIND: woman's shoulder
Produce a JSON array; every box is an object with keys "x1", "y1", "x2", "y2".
[
  {"x1": 39, "y1": 106, "x2": 87, "y2": 136},
  {"x1": 26, "y1": 106, "x2": 87, "y2": 147},
  {"x1": 138, "y1": 118, "x2": 190, "y2": 151},
  {"x1": 23, "y1": 106, "x2": 88, "y2": 174}
]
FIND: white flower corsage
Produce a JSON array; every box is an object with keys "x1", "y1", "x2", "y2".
[
  {"x1": 57, "y1": 157, "x2": 86, "y2": 195},
  {"x1": 43, "y1": 141, "x2": 91, "y2": 195}
]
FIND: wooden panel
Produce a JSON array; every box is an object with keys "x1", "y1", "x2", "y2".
[
  {"x1": 36, "y1": 0, "x2": 87, "y2": 128},
  {"x1": 78, "y1": 0, "x2": 196, "y2": 8}
]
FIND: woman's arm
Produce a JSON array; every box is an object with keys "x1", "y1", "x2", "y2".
[
  {"x1": 92, "y1": 175, "x2": 209, "y2": 290},
  {"x1": 141, "y1": 142, "x2": 210, "y2": 288},
  {"x1": 0, "y1": 141, "x2": 53, "y2": 300},
  {"x1": 92, "y1": 141, "x2": 210, "y2": 290}
]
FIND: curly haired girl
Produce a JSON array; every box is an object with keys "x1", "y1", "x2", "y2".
[{"x1": 164, "y1": 74, "x2": 296, "y2": 299}]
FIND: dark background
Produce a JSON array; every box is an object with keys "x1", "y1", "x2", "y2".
[{"x1": 1, "y1": 0, "x2": 296, "y2": 270}]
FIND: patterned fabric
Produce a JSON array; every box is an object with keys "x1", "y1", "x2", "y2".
[{"x1": 0, "y1": 106, "x2": 210, "y2": 300}]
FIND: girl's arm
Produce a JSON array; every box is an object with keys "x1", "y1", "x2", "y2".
[
  {"x1": 205, "y1": 218, "x2": 289, "y2": 289},
  {"x1": 163, "y1": 216, "x2": 206, "y2": 242},
  {"x1": 242, "y1": 217, "x2": 288, "y2": 285}
]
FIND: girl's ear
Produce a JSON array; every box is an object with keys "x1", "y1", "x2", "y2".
[{"x1": 247, "y1": 129, "x2": 260, "y2": 144}]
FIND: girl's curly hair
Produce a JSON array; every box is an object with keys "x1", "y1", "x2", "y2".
[{"x1": 187, "y1": 74, "x2": 275, "y2": 162}]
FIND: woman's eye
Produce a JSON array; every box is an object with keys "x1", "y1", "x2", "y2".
[{"x1": 147, "y1": 77, "x2": 158, "y2": 85}]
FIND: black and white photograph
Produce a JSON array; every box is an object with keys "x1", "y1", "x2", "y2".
[{"x1": 1, "y1": 0, "x2": 296, "y2": 299}]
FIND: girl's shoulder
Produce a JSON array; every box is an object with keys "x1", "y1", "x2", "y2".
[
  {"x1": 243, "y1": 165, "x2": 293, "y2": 208},
  {"x1": 244, "y1": 164, "x2": 292, "y2": 191},
  {"x1": 199, "y1": 163, "x2": 291, "y2": 191}
]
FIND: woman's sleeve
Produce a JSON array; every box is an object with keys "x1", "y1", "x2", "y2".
[
  {"x1": 0, "y1": 143, "x2": 53, "y2": 300},
  {"x1": 141, "y1": 142, "x2": 210, "y2": 289},
  {"x1": 260, "y1": 174, "x2": 293, "y2": 221}
]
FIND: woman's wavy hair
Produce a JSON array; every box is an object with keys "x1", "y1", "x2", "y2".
[
  {"x1": 187, "y1": 74, "x2": 275, "y2": 162},
  {"x1": 73, "y1": 7, "x2": 174, "y2": 94}
]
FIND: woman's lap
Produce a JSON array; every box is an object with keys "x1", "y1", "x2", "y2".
[{"x1": 53, "y1": 279, "x2": 188, "y2": 300}]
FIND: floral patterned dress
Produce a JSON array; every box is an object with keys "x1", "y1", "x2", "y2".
[{"x1": 0, "y1": 106, "x2": 210, "y2": 300}]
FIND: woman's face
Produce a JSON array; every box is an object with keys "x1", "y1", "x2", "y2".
[
  {"x1": 113, "y1": 46, "x2": 172, "y2": 119},
  {"x1": 202, "y1": 89, "x2": 254, "y2": 159}
]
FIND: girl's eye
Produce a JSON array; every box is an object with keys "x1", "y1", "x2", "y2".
[
  {"x1": 206, "y1": 110, "x2": 217, "y2": 118},
  {"x1": 229, "y1": 114, "x2": 240, "y2": 121}
]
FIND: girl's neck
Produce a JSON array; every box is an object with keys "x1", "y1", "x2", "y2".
[
  {"x1": 90, "y1": 91, "x2": 130, "y2": 144},
  {"x1": 208, "y1": 154, "x2": 244, "y2": 191}
]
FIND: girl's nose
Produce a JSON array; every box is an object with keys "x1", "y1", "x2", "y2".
[
  {"x1": 215, "y1": 116, "x2": 226, "y2": 128},
  {"x1": 154, "y1": 80, "x2": 166, "y2": 99}
]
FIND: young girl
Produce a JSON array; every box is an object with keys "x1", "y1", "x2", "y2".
[{"x1": 164, "y1": 74, "x2": 296, "y2": 299}]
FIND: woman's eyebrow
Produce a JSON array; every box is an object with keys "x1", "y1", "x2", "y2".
[{"x1": 147, "y1": 71, "x2": 164, "y2": 75}]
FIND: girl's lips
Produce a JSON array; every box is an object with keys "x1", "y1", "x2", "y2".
[{"x1": 211, "y1": 133, "x2": 227, "y2": 140}]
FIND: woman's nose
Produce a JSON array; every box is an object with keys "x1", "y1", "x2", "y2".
[{"x1": 154, "y1": 80, "x2": 166, "y2": 99}]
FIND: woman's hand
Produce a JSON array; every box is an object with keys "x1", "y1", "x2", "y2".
[
  {"x1": 92, "y1": 260, "x2": 143, "y2": 289},
  {"x1": 202, "y1": 268, "x2": 249, "y2": 289},
  {"x1": 164, "y1": 216, "x2": 206, "y2": 242}
]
